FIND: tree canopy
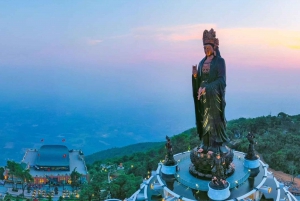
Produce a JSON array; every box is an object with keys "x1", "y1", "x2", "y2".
[{"x1": 83, "y1": 113, "x2": 300, "y2": 199}]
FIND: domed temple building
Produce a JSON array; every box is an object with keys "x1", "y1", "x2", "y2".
[{"x1": 21, "y1": 145, "x2": 88, "y2": 185}]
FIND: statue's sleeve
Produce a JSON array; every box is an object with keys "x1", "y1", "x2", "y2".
[
  {"x1": 192, "y1": 61, "x2": 203, "y2": 99},
  {"x1": 192, "y1": 75, "x2": 198, "y2": 99},
  {"x1": 205, "y1": 58, "x2": 226, "y2": 92}
]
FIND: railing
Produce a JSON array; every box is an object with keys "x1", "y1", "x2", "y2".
[
  {"x1": 273, "y1": 175, "x2": 280, "y2": 201},
  {"x1": 126, "y1": 172, "x2": 160, "y2": 201},
  {"x1": 143, "y1": 175, "x2": 155, "y2": 200},
  {"x1": 283, "y1": 186, "x2": 299, "y2": 201},
  {"x1": 126, "y1": 185, "x2": 145, "y2": 201},
  {"x1": 174, "y1": 151, "x2": 191, "y2": 162},
  {"x1": 155, "y1": 164, "x2": 195, "y2": 201},
  {"x1": 174, "y1": 151, "x2": 249, "y2": 191},
  {"x1": 156, "y1": 151, "x2": 286, "y2": 201},
  {"x1": 230, "y1": 159, "x2": 269, "y2": 201},
  {"x1": 229, "y1": 170, "x2": 250, "y2": 189},
  {"x1": 175, "y1": 173, "x2": 208, "y2": 191}
]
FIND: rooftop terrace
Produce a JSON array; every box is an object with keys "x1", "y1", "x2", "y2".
[
  {"x1": 22, "y1": 146, "x2": 87, "y2": 177},
  {"x1": 36, "y1": 145, "x2": 69, "y2": 167}
]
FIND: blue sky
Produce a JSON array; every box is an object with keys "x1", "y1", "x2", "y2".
[
  {"x1": 0, "y1": 0, "x2": 300, "y2": 130},
  {"x1": 1, "y1": 1, "x2": 300, "y2": 67}
]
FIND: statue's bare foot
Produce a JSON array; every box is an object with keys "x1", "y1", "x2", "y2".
[{"x1": 198, "y1": 144, "x2": 209, "y2": 153}]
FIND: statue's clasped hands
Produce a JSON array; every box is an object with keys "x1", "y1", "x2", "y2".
[{"x1": 198, "y1": 87, "x2": 206, "y2": 100}]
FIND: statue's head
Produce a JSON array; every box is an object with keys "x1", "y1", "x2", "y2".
[
  {"x1": 203, "y1": 28, "x2": 219, "y2": 57},
  {"x1": 204, "y1": 44, "x2": 214, "y2": 57}
]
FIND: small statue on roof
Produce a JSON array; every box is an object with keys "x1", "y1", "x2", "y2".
[
  {"x1": 164, "y1": 136, "x2": 176, "y2": 166},
  {"x1": 245, "y1": 132, "x2": 258, "y2": 160}
]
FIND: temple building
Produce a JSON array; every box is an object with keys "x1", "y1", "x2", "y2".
[
  {"x1": 21, "y1": 145, "x2": 88, "y2": 185},
  {"x1": 35, "y1": 145, "x2": 70, "y2": 171}
]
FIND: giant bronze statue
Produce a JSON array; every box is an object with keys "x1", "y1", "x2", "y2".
[
  {"x1": 192, "y1": 28, "x2": 228, "y2": 152},
  {"x1": 190, "y1": 29, "x2": 234, "y2": 181}
]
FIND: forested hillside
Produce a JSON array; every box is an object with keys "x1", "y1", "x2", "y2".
[
  {"x1": 85, "y1": 142, "x2": 164, "y2": 164},
  {"x1": 227, "y1": 112, "x2": 300, "y2": 179},
  {"x1": 82, "y1": 113, "x2": 300, "y2": 199}
]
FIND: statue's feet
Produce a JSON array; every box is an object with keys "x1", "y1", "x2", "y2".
[
  {"x1": 207, "y1": 143, "x2": 229, "y2": 155},
  {"x1": 208, "y1": 145, "x2": 218, "y2": 154},
  {"x1": 198, "y1": 144, "x2": 209, "y2": 153},
  {"x1": 219, "y1": 144, "x2": 229, "y2": 154}
]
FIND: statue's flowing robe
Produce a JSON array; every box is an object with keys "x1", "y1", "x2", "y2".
[{"x1": 192, "y1": 55, "x2": 229, "y2": 146}]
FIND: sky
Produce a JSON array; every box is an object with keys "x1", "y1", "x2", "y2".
[{"x1": 0, "y1": 1, "x2": 300, "y2": 154}]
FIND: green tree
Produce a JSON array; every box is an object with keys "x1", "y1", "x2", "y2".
[
  {"x1": 70, "y1": 167, "x2": 82, "y2": 190},
  {"x1": 47, "y1": 195, "x2": 53, "y2": 201},
  {"x1": 0, "y1": 167, "x2": 4, "y2": 180},
  {"x1": 6, "y1": 161, "x2": 33, "y2": 196},
  {"x1": 287, "y1": 161, "x2": 298, "y2": 183},
  {"x1": 110, "y1": 174, "x2": 142, "y2": 199},
  {"x1": 7, "y1": 160, "x2": 22, "y2": 190},
  {"x1": 16, "y1": 168, "x2": 33, "y2": 197},
  {"x1": 82, "y1": 114, "x2": 300, "y2": 199},
  {"x1": 79, "y1": 183, "x2": 94, "y2": 201}
]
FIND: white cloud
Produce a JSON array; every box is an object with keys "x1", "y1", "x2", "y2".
[
  {"x1": 4, "y1": 142, "x2": 14, "y2": 149},
  {"x1": 87, "y1": 39, "x2": 103, "y2": 45},
  {"x1": 101, "y1": 133, "x2": 109, "y2": 138},
  {"x1": 99, "y1": 140, "x2": 110, "y2": 146}
]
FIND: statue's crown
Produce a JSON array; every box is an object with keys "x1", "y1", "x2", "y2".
[{"x1": 203, "y1": 28, "x2": 219, "y2": 47}]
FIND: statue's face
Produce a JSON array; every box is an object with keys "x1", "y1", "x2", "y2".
[{"x1": 204, "y1": 44, "x2": 214, "y2": 57}]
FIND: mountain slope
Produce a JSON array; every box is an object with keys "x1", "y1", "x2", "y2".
[{"x1": 85, "y1": 142, "x2": 164, "y2": 164}]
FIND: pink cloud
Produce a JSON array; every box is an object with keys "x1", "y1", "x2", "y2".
[
  {"x1": 133, "y1": 24, "x2": 216, "y2": 42},
  {"x1": 34, "y1": 24, "x2": 298, "y2": 68},
  {"x1": 129, "y1": 25, "x2": 300, "y2": 68},
  {"x1": 218, "y1": 28, "x2": 300, "y2": 69}
]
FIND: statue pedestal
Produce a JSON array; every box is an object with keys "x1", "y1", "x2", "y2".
[
  {"x1": 207, "y1": 182, "x2": 230, "y2": 201},
  {"x1": 189, "y1": 146, "x2": 235, "y2": 180},
  {"x1": 244, "y1": 159, "x2": 260, "y2": 169},
  {"x1": 161, "y1": 163, "x2": 178, "y2": 175}
]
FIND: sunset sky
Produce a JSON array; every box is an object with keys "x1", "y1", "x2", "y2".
[
  {"x1": 1, "y1": 1, "x2": 300, "y2": 67},
  {"x1": 0, "y1": 0, "x2": 300, "y2": 124}
]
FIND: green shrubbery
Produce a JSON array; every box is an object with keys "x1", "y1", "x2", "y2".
[{"x1": 81, "y1": 113, "x2": 300, "y2": 199}]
